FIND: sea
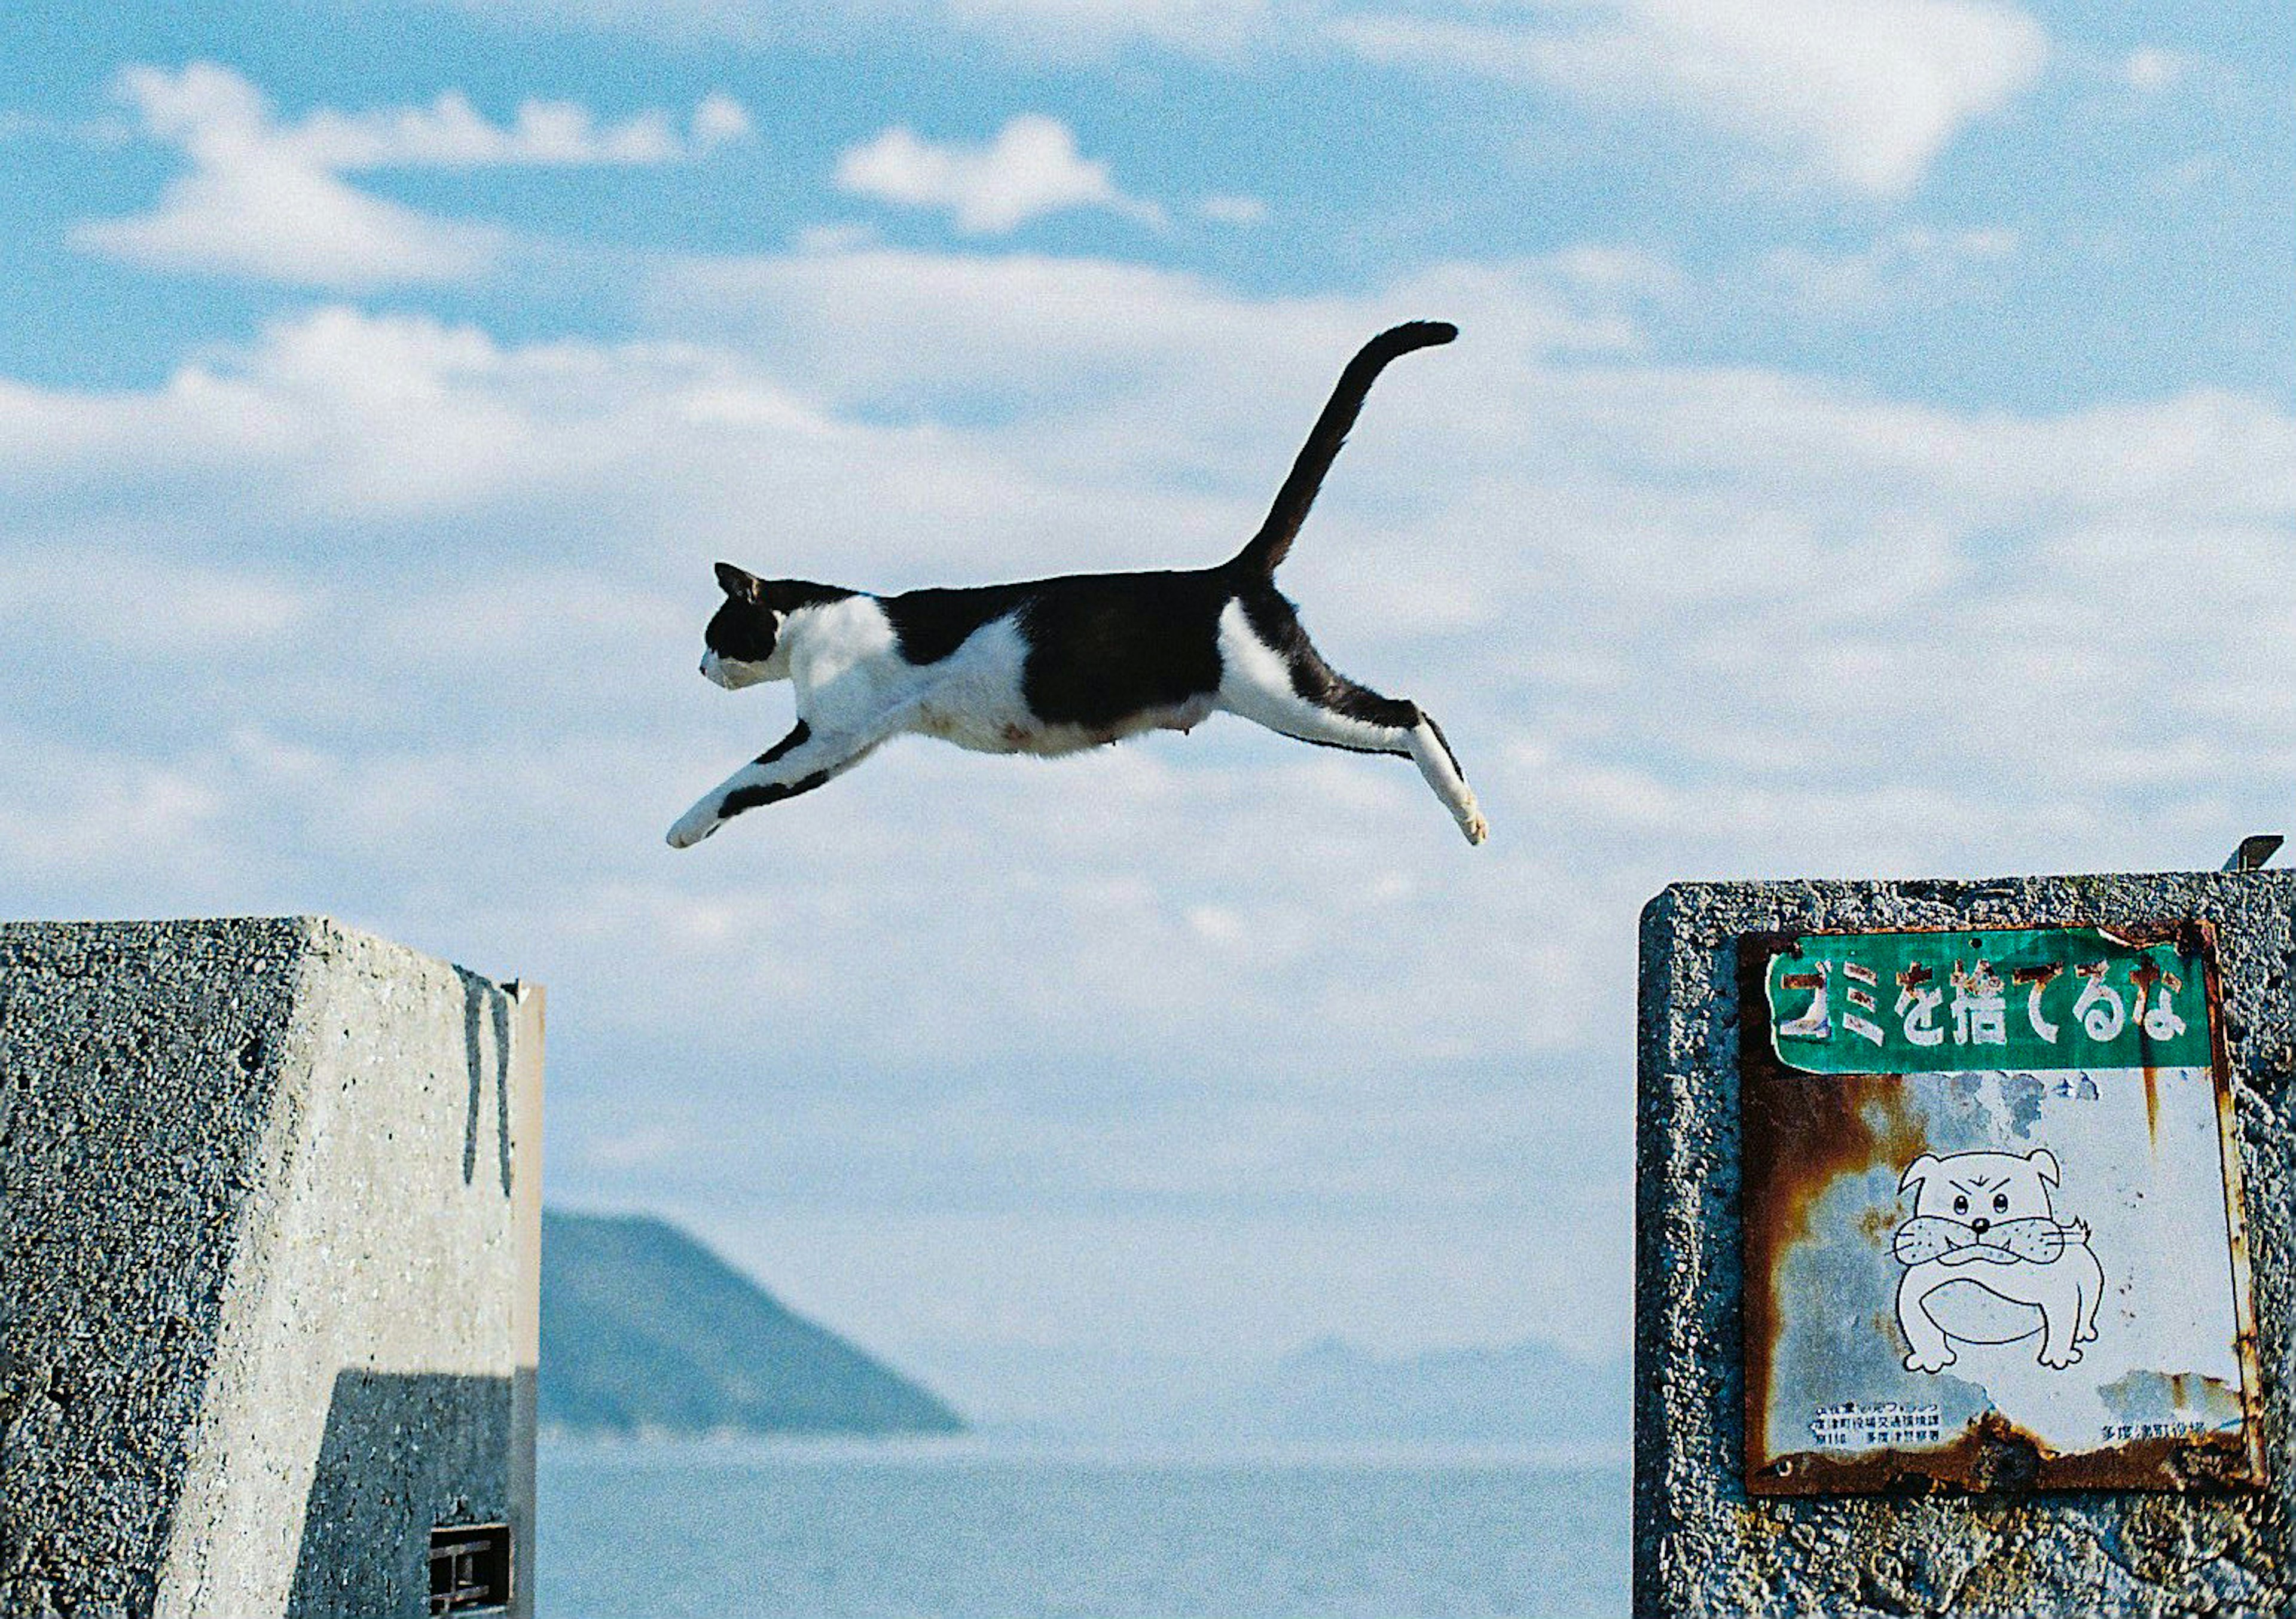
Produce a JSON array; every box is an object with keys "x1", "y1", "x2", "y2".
[{"x1": 539, "y1": 1436, "x2": 1628, "y2": 1619}]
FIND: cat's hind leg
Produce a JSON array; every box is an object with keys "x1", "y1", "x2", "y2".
[
  {"x1": 667, "y1": 720, "x2": 882, "y2": 847},
  {"x1": 1214, "y1": 601, "x2": 1487, "y2": 845},
  {"x1": 1404, "y1": 713, "x2": 1486, "y2": 846}
]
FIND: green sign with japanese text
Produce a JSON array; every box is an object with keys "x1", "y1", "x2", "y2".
[
  {"x1": 1763, "y1": 925, "x2": 2212, "y2": 1075},
  {"x1": 1745, "y1": 918, "x2": 2259, "y2": 1495}
]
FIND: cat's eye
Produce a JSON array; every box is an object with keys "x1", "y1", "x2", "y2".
[
  {"x1": 1993, "y1": 1192, "x2": 2010, "y2": 1214},
  {"x1": 1952, "y1": 1195, "x2": 1968, "y2": 1215}
]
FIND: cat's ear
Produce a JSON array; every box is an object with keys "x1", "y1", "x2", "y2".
[{"x1": 715, "y1": 561, "x2": 765, "y2": 603}]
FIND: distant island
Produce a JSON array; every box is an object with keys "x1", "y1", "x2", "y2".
[
  {"x1": 1149, "y1": 1334, "x2": 1628, "y2": 1452},
  {"x1": 541, "y1": 1210, "x2": 964, "y2": 1437}
]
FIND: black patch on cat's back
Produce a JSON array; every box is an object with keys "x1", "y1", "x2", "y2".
[
  {"x1": 1018, "y1": 570, "x2": 1228, "y2": 728},
  {"x1": 880, "y1": 583, "x2": 1036, "y2": 666},
  {"x1": 880, "y1": 570, "x2": 1229, "y2": 730}
]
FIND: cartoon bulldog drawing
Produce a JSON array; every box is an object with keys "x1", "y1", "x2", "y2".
[{"x1": 1893, "y1": 1148, "x2": 2104, "y2": 1373}]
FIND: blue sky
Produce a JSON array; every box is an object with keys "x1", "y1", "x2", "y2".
[{"x1": 6, "y1": 1, "x2": 2292, "y2": 1425}]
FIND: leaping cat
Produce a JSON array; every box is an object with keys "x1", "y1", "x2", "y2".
[{"x1": 667, "y1": 320, "x2": 1486, "y2": 850}]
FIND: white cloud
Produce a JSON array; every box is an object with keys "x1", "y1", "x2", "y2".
[
  {"x1": 403, "y1": 2, "x2": 2046, "y2": 197},
  {"x1": 74, "y1": 146, "x2": 505, "y2": 290},
  {"x1": 1758, "y1": 224, "x2": 2017, "y2": 314},
  {"x1": 0, "y1": 551, "x2": 312, "y2": 649},
  {"x1": 284, "y1": 90, "x2": 743, "y2": 169},
  {"x1": 691, "y1": 89, "x2": 754, "y2": 145},
  {"x1": 1198, "y1": 193, "x2": 1269, "y2": 225},
  {"x1": 1541, "y1": 244, "x2": 1687, "y2": 298},
  {"x1": 0, "y1": 304, "x2": 877, "y2": 538},
  {"x1": 2121, "y1": 47, "x2": 2193, "y2": 94},
  {"x1": 0, "y1": 740, "x2": 227, "y2": 880},
  {"x1": 943, "y1": 0, "x2": 1278, "y2": 56},
  {"x1": 647, "y1": 245, "x2": 1641, "y2": 435},
  {"x1": 1336, "y1": 0, "x2": 2050, "y2": 197},
  {"x1": 71, "y1": 63, "x2": 754, "y2": 288},
  {"x1": 426, "y1": 0, "x2": 1282, "y2": 56},
  {"x1": 792, "y1": 221, "x2": 881, "y2": 254},
  {"x1": 835, "y1": 115, "x2": 1165, "y2": 234}
]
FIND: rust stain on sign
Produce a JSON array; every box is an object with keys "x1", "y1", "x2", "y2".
[
  {"x1": 1740, "y1": 922, "x2": 2264, "y2": 1496},
  {"x1": 1758, "y1": 1407, "x2": 2258, "y2": 1497},
  {"x1": 1739, "y1": 938, "x2": 1932, "y2": 1445}
]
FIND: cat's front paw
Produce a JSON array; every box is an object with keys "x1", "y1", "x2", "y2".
[
  {"x1": 1459, "y1": 805, "x2": 1489, "y2": 847},
  {"x1": 666, "y1": 806, "x2": 722, "y2": 848}
]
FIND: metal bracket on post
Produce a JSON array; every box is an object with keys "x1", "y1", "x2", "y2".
[{"x1": 2224, "y1": 835, "x2": 2284, "y2": 873}]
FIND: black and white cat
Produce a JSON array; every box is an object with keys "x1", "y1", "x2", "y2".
[{"x1": 667, "y1": 320, "x2": 1486, "y2": 850}]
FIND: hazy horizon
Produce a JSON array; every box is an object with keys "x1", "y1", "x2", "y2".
[{"x1": 543, "y1": 1199, "x2": 1632, "y2": 1436}]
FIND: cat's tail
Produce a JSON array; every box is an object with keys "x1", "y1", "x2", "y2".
[{"x1": 1229, "y1": 320, "x2": 1457, "y2": 577}]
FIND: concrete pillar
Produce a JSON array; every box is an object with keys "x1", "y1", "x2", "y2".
[
  {"x1": 1635, "y1": 872, "x2": 2294, "y2": 1615},
  {"x1": 1, "y1": 917, "x2": 541, "y2": 1618}
]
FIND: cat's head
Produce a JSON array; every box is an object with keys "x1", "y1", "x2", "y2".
[{"x1": 701, "y1": 562, "x2": 794, "y2": 688}]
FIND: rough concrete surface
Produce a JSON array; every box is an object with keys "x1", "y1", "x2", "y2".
[
  {"x1": 1, "y1": 917, "x2": 541, "y2": 1619},
  {"x1": 1635, "y1": 872, "x2": 2296, "y2": 1617}
]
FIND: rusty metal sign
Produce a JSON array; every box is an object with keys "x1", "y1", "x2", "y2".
[{"x1": 1740, "y1": 921, "x2": 2264, "y2": 1494}]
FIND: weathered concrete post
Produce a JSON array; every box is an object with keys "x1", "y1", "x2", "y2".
[
  {"x1": 1635, "y1": 872, "x2": 2294, "y2": 1615},
  {"x1": 1, "y1": 917, "x2": 542, "y2": 1618}
]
